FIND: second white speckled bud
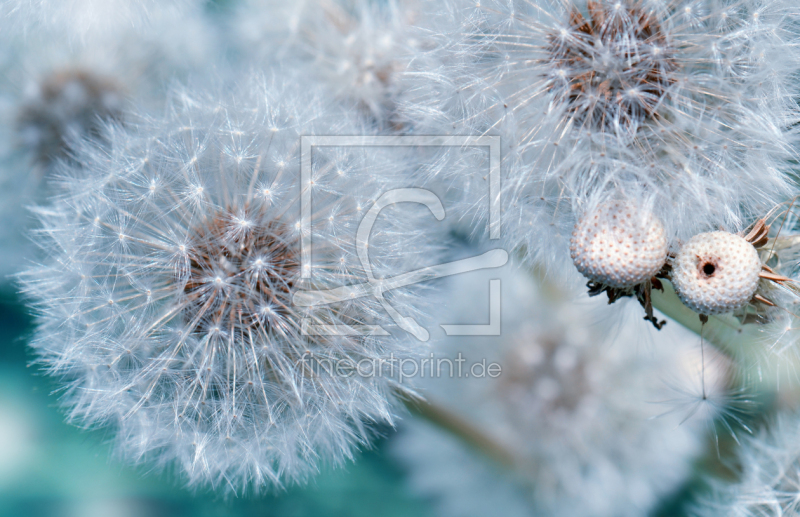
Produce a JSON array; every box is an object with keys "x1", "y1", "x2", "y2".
[
  {"x1": 570, "y1": 202, "x2": 668, "y2": 289},
  {"x1": 671, "y1": 231, "x2": 762, "y2": 315}
]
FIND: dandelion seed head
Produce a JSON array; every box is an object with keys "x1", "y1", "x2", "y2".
[
  {"x1": 0, "y1": 0, "x2": 219, "y2": 279},
  {"x1": 401, "y1": 0, "x2": 800, "y2": 275},
  {"x1": 16, "y1": 69, "x2": 124, "y2": 164},
  {"x1": 546, "y1": 1, "x2": 677, "y2": 133},
  {"x1": 183, "y1": 214, "x2": 298, "y2": 333},
  {"x1": 19, "y1": 74, "x2": 436, "y2": 492}
]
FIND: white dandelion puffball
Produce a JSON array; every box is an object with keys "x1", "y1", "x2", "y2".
[
  {"x1": 570, "y1": 202, "x2": 667, "y2": 288},
  {"x1": 672, "y1": 232, "x2": 762, "y2": 316},
  {"x1": 393, "y1": 259, "x2": 711, "y2": 517},
  {"x1": 399, "y1": 0, "x2": 800, "y2": 272},
  {"x1": 19, "y1": 74, "x2": 438, "y2": 491}
]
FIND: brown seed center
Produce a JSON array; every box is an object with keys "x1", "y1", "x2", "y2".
[
  {"x1": 547, "y1": 1, "x2": 676, "y2": 131},
  {"x1": 182, "y1": 208, "x2": 299, "y2": 335}
]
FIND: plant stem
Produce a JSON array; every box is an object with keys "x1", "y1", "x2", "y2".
[{"x1": 398, "y1": 392, "x2": 516, "y2": 468}]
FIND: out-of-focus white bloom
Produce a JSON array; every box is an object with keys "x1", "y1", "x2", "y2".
[
  {"x1": 392, "y1": 257, "x2": 725, "y2": 517},
  {"x1": 1, "y1": 0, "x2": 206, "y2": 43},
  {"x1": 18, "y1": 74, "x2": 438, "y2": 492},
  {"x1": 232, "y1": 0, "x2": 429, "y2": 128},
  {"x1": 0, "y1": 2, "x2": 218, "y2": 278},
  {"x1": 15, "y1": 70, "x2": 126, "y2": 165},
  {"x1": 1, "y1": 2, "x2": 217, "y2": 161},
  {"x1": 399, "y1": 0, "x2": 800, "y2": 275},
  {"x1": 693, "y1": 413, "x2": 800, "y2": 517}
]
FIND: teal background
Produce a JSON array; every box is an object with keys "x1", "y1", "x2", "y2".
[{"x1": 0, "y1": 287, "x2": 434, "y2": 517}]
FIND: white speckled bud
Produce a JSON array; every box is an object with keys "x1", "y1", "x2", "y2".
[
  {"x1": 570, "y1": 202, "x2": 668, "y2": 289},
  {"x1": 671, "y1": 231, "x2": 761, "y2": 315}
]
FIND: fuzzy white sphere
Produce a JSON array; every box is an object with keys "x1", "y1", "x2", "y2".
[
  {"x1": 19, "y1": 74, "x2": 437, "y2": 492},
  {"x1": 672, "y1": 232, "x2": 762, "y2": 315},
  {"x1": 569, "y1": 202, "x2": 667, "y2": 289}
]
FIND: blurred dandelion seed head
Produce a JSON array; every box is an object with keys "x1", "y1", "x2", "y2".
[
  {"x1": 16, "y1": 68, "x2": 125, "y2": 164},
  {"x1": 234, "y1": 0, "x2": 427, "y2": 127},
  {"x1": 393, "y1": 261, "x2": 709, "y2": 517}
]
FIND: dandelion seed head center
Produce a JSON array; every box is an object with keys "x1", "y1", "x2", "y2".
[
  {"x1": 182, "y1": 209, "x2": 299, "y2": 333},
  {"x1": 547, "y1": 1, "x2": 676, "y2": 131}
]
